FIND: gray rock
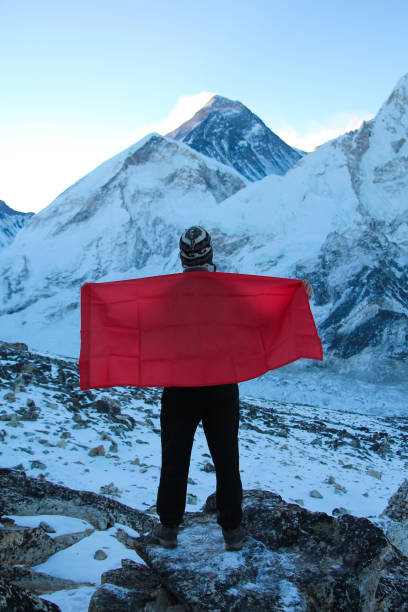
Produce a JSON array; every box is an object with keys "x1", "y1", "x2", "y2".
[
  {"x1": 0, "y1": 524, "x2": 93, "y2": 566},
  {"x1": 332, "y1": 507, "x2": 350, "y2": 517},
  {"x1": 0, "y1": 565, "x2": 92, "y2": 595},
  {"x1": 366, "y1": 468, "x2": 382, "y2": 480},
  {"x1": 39, "y1": 521, "x2": 56, "y2": 533},
  {"x1": 132, "y1": 490, "x2": 408, "y2": 611},
  {"x1": 30, "y1": 460, "x2": 47, "y2": 470},
  {"x1": 94, "y1": 549, "x2": 108, "y2": 560},
  {"x1": 383, "y1": 478, "x2": 408, "y2": 522},
  {"x1": 0, "y1": 468, "x2": 155, "y2": 533},
  {"x1": 88, "y1": 444, "x2": 106, "y2": 457},
  {"x1": 2, "y1": 392, "x2": 15, "y2": 402},
  {"x1": 99, "y1": 482, "x2": 121, "y2": 497},
  {"x1": 202, "y1": 461, "x2": 215, "y2": 473},
  {"x1": 0, "y1": 576, "x2": 60, "y2": 611},
  {"x1": 0, "y1": 341, "x2": 28, "y2": 351},
  {"x1": 89, "y1": 559, "x2": 160, "y2": 612},
  {"x1": 309, "y1": 489, "x2": 323, "y2": 498}
]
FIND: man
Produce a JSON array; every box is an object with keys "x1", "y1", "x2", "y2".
[{"x1": 153, "y1": 226, "x2": 245, "y2": 551}]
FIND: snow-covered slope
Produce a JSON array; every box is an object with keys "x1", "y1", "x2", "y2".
[
  {"x1": 167, "y1": 95, "x2": 302, "y2": 181},
  {"x1": 0, "y1": 133, "x2": 245, "y2": 355},
  {"x1": 0, "y1": 76, "x2": 407, "y2": 383},
  {"x1": 0, "y1": 200, "x2": 34, "y2": 249}
]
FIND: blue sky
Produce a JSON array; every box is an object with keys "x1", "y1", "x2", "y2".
[{"x1": 1, "y1": 0, "x2": 407, "y2": 213}]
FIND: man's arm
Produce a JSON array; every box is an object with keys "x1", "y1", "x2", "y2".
[{"x1": 302, "y1": 279, "x2": 313, "y2": 300}]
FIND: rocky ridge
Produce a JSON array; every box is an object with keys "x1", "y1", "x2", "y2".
[{"x1": 0, "y1": 200, "x2": 34, "y2": 249}]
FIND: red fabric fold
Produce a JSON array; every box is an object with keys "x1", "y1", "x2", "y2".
[{"x1": 79, "y1": 271, "x2": 323, "y2": 390}]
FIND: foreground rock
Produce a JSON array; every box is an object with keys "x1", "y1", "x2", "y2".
[
  {"x1": 0, "y1": 576, "x2": 60, "y2": 611},
  {"x1": 0, "y1": 468, "x2": 156, "y2": 533},
  {"x1": 128, "y1": 490, "x2": 408, "y2": 611},
  {"x1": 88, "y1": 559, "x2": 162, "y2": 612},
  {"x1": 382, "y1": 478, "x2": 408, "y2": 558}
]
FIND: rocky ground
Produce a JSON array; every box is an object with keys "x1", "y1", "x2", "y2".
[{"x1": 1, "y1": 340, "x2": 408, "y2": 610}]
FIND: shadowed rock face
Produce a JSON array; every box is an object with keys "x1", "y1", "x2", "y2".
[
  {"x1": 0, "y1": 468, "x2": 156, "y2": 533},
  {"x1": 131, "y1": 490, "x2": 408, "y2": 611},
  {"x1": 0, "y1": 200, "x2": 34, "y2": 249},
  {"x1": 0, "y1": 577, "x2": 60, "y2": 611},
  {"x1": 88, "y1": 559, "x2": 162, "y2": 612}
]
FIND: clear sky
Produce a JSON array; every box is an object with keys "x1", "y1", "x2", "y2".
[{"x1": 1, "y1": 0, "x2": 407, "y2": 213}]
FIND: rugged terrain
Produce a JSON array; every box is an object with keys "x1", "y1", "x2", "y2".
[{"x1": 1, "y1": 340, "x2": 408, "y2": 610}]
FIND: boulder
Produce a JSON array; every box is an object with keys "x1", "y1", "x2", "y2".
[
  {"x1": 0, "y1": 524, "x2": 93, "y2": 566},
  {"x1": 130, "y1": 490, "x2": 408, "y2": 611},
  {"x1": 382, "y1": 478, "x2": 408, "y2": 557},
  {"x1": 88, "y1": 559, "x2": 160, "y2": 612},
  {"x1": 0, "y1": 576, "x2": 60, "y2": 611},
  {"x1": 0, "y1": 468, "x2": 155, "y2": 533}
]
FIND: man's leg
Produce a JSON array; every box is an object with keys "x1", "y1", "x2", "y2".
[
  {"x1": 201, "y1": 384, "x2": 243, "y2": 531},
  {"x1": 156, "y1": 387, "x2": 200, "y2": 527}
]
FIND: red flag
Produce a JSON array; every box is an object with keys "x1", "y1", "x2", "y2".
[{"x1": 79, "y1": 271, "x2": 323, "y2": 390}]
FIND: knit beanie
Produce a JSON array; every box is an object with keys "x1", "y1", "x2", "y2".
[{"x1": 179, "y1": 226, "x2": 213, "y2": 268}]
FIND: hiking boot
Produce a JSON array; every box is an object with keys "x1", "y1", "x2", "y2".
[
  {"x1": 152, "y1": 524, "x2": 179, "y2": 549},
  {"x1": 222, "y1": 526, "x2": 245, "y2": 551}
]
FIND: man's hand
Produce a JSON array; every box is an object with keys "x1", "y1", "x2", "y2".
[{"x1": 302, "y1": 279, "x2": 313, "y2": 300}]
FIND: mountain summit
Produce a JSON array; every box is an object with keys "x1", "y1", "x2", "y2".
[{"x1": 167, "y1": 95, "x2": 302, "y2": 181}]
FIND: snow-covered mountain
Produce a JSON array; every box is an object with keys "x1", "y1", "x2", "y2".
[
  {"x1": 203, "y1": 74, "x2": 408, "y2": 380},
  {"x1": 0, "y1": 75, "x2": 407, "y2": 384},
  {"x1": 0, "y1": 200, "x2": 34, "y2": 249},
  {"x1": 167, "y1": 95, "x2": 303, "y2": 181},
  {"x1": 0, "y1": 134, "x2": 246, "y2": 355}
]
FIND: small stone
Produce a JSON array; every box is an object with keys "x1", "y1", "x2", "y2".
[
  {"x1": 88, "y1": 444, "x2": 106, "y2": 457},
  {"x1": 94, "y1": 549, "x2": 107, "y2": 560},
  {"x1": 57, "y1": 440, "x2": 67, "y2": 448},
  {"x1": 292, "y1": 499, "x2": 305, "y2": 506},
  {"x1": 109, "y1": 442, "x2": 118, "y2": 453},
  {"x1": 334, "y1": 484, "x2": 347, "y2": 494},
  {"x1": 131, "y1": 457, "x2": 140, "y2": 465},
  {"x1": 39, "y1": 520, "x2": 56, "y2": 533},
  {"x1": 366, "y1": 468, "x2": 382, "y2": 480},
  {"x1": 100, "y1": 482, "x2": 121, "y2": 497},
  {"x1": 187, "y1": 477, "x2": 196, "y2": 485},
  {"x1": 332, "y1": 507, "x2": 350, "y2": 517},
  {"x1": 187, "y1": 493, "x2": 198, "y2": 505},
  {"x1": 30, "y1": 460, "x2": 47, "y2": 470},
  {"x1": 26, "y1": 398, "x2": 36, "y2": 408},
  {"x1": 309, "y1": 490, "x2": 323, "y2": 499},
  {"x1": 3, "y1": 392, "x2": 15, "y2": 402},
  {"x1": 140, "y1": 466, "x2": 148, "y2": 473},
  {"x1": 202, "y1": 461, "x2": 216, "y2": 473},
  {"x1": 325, "y1": 476, "x2": 336, "y2": 485}
]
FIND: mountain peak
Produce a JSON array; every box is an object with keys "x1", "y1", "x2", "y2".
[
  {"x1": 167, "y1": 95, "x2": 302, "y2": 181},
  {"x1": 203, "y1": 95, "x2": 246, "y2": 112}
]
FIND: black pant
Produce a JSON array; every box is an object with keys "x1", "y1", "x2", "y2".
[{"x1": 156, "y1": 383, "x2": 242, "y2": 530}]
